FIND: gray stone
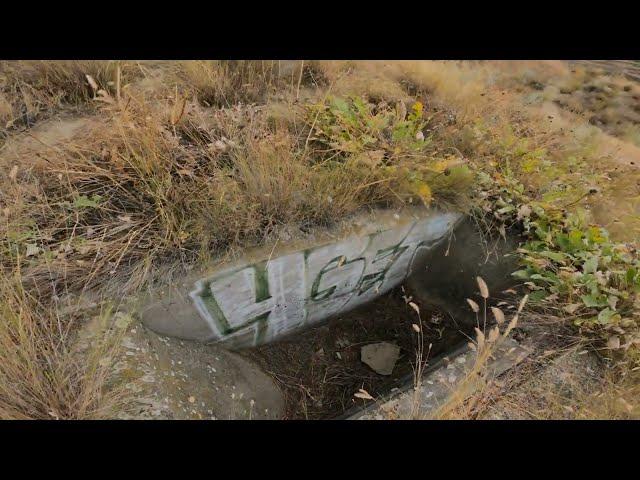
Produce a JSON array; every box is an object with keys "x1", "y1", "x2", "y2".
[{"x1": 361, "y1": 342, "x2": 401, "y2": 375}]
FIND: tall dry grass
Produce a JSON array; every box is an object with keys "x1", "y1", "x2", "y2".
[
  {"x1": 0, "y1": 61, "x2": 138, "y2": 135},
  {"x1": 5, "y1": 61, "x2": 484, "y2": 298},
  {"x1": 0, "y1": 266, "x2": 131, "y2": 419},
  {"x1": 401, "y1": 276, "x2": 528, "y2": 420},
  {"x1": 431, "y1": 289, "x2": 527, "y2": 420},
  {"x1": 169, "y1": 60, "x2": 286, "y2": 107}
]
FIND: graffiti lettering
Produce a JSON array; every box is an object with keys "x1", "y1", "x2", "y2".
[{"x1": 190, "y1": 213, "x2": 460, "y2": 347}]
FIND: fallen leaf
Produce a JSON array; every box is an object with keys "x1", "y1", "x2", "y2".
[
  {"x1": 563, "y1": 303, "x2": 581, "y2": 314},
  {"x1": 25, "y1": 243, "x2": 40, "y2": 257},
  {"x1": 354, "y1": 389, "x2": 374, "y2": 401},
  {"x1": 517, "y1": 204, "x2": 532, "y2": 221}
]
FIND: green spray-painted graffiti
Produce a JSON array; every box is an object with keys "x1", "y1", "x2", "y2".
[{"x1": 189, "y1": 212, "x2": 460, "y2": 347}]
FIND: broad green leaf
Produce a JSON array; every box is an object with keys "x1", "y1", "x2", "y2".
[
  {"x1": 539, "y1": 251, "x2": 567, "y2": 263},
  {"x1": 583, "y1": 256, "x2": 599, "y2": 274},
  {"x1": 597, "y1": 308, "x2": 620, "y2": 325},
  {"x1": 528, "y1": 290, "x2": 548, "y2": 303},
  {"x1": 581, "y1": 293, "x2": 608, "y2": 308},
  {"x1": 512, "y1": 269, "x2": 531, "y2": 280},
  {"x1": 73, "y1": 194, "x2": 102, "y2": 209}
]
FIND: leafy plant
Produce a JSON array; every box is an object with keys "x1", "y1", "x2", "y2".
[
  {"x1": 305, "y1": 95, "x2": 472, "y2": 207},
  {"x1": 472, "y1": 136, "x2": 640, "y2": 365},
  {"x1": 308, "y1": 95, "x2": 430, "y2": 159},
  {"x1": 73, "y1": 194, "x2": 102, "y2": 209}
]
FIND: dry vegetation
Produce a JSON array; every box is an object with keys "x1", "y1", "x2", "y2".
[
  {"x1": 0, "y1": 266, "x2": 132, "y2": 419},
  {"x1": 1, "y1": 59, "x2": 639, "y2": 419}
]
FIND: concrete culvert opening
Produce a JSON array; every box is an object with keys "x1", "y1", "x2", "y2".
[
  {"x1": 240, "y1": 216, "x2": 522, "y2": 419},
  {"x1": 136, "y1": 209, "x2": 524, "y2": 420}
]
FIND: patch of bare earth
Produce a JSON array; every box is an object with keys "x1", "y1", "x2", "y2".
[{"x1": 244, "y1": 287, "x2": 466, "y2": 419}]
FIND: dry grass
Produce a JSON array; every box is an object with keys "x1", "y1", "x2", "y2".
[
  {"x1": 472, "y1": 347, "x2": 640, "y2": 420},
  {"x1": 2, "y1": 61, "x2": 470, "y2": 418},
  {"x1": 0, "y1": 265, "x2": 131, "y2": 419},
  {"x1": 1, "y1": 97, "x2": 420, "y2": 298},
  {"x1": 409, "y1": 278, "x2": 527, "y2": 420},
  {"x1": 2, "y1": 61, "x2": 479, "y2": 300},
  {"x1": 0, "y1": 61, "x2": 137, "y2": 136},
  {"x1": 169, "y1": 60, "x2": 285, "y2": 107},
  {"x1": 418, "y1": 306, "x2": 640, "y2": 420}
]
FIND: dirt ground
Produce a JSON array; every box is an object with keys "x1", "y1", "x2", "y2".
[{"x1": 244, "y1": 286, "x2": 467, "y2": 419}]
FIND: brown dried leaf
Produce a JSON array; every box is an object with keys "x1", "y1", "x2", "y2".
[
  {"x1": 563, "y1": 303, "x2": 581, "y2": 314},
  {"x1": 607, "y1": 336, "x2": 621, "y2": 350},
  {"x1": 354, "y1": 389, "x2": 374, "y2": 401},
  {"x1": 9, "y1": 165, "x2": 18, "y2": 182}
]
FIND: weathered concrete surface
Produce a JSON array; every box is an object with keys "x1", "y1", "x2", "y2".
[
  {"x1": 141, "y1": 208, "x2": 462, "y2": 349},
  {"x1": 406, "y1": 217, "x2": 521, "y2": 328},
  {"x1": 345, "y1": 338, "x2": 531, "y2": 420},
  {"x1": 114, "y1": 324, "x2": 284, "y2": 419}
]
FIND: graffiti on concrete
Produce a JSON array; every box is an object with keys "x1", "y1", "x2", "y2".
[{"x1": 190, "y1": 213, "x2": 460, "y2": 346}]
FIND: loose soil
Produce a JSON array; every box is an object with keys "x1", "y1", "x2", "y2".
[{"x1": 244, "y1": 286, "x2": 468, "y2": 419}]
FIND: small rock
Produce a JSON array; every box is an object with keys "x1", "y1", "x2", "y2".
[{"x1": 361, "y1": 342, "x2": 401, "y2": 375}]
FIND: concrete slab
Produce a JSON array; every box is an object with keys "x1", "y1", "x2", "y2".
[
  {"x1": 140, "y1": 207, "x2": 463, "y2": 348},
  {"x1": 114, "y1": 325, "x2": 285, "y2": 420}
]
